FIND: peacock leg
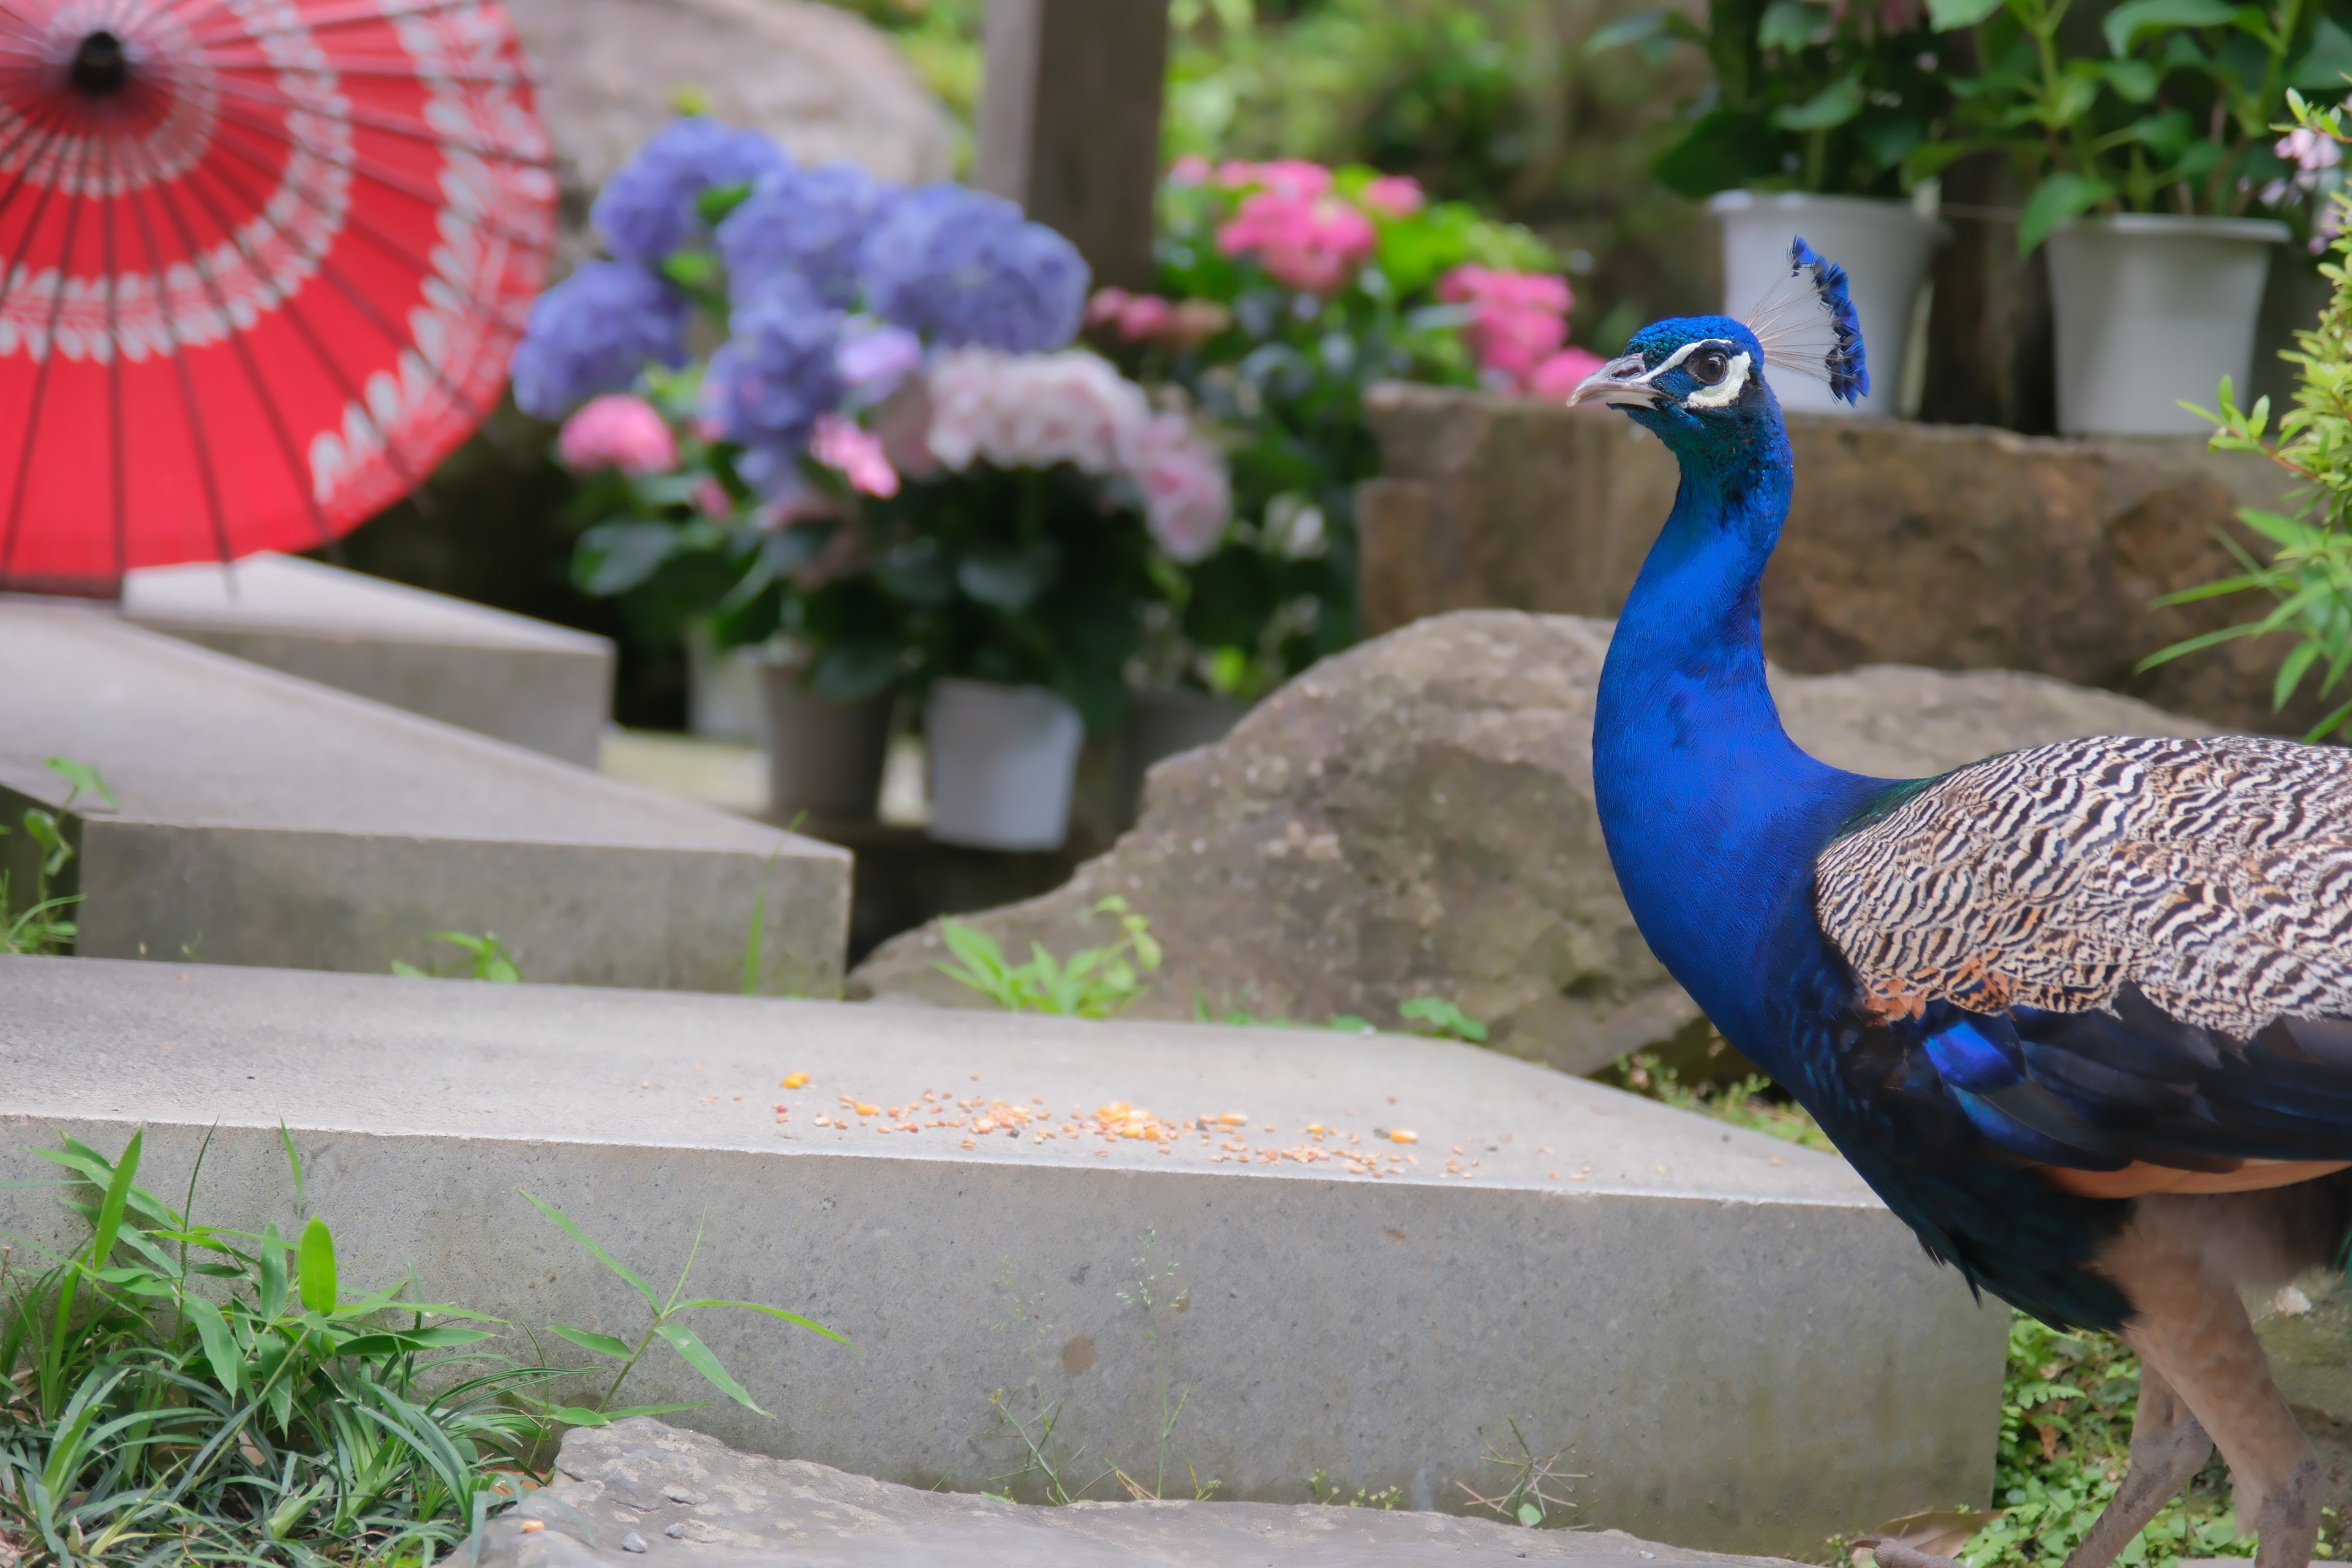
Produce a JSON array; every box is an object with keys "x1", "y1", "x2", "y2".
[
  {"x1": 2100, "y1": 1208, "x2": 2323, "y2": 1568},
  {"x1": 2057, "y1": 1360, "x2": 2212, "y2": 1568}
]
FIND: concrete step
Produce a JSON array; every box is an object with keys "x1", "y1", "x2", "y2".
[
  {"x1": 122, "y1": 553, "x2": 614, "y2": 767},
  {"x1": 0, "y1": 958, "x2": 2007, "y2": 1555},
  {"x1": 476, "y1": 1416, "x2": 1812, "y2": 1566},
  {"x1": 0, "y1": 603, "x2": 846, "y2": 992}
]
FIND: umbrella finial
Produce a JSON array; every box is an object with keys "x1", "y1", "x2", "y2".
[{"x1": 69, "y1": 31, "x2": 129, "y2": 97}]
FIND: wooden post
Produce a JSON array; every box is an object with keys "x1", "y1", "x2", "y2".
[{"x1": 976, "y1": 0, "x2": 1171, "y2": 292}]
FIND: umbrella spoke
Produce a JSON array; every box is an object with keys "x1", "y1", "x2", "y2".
[
  {"x1": 113, "y1": 118, "x2": 236, "y2": 567},
  {"x1": 98, "y1": 121, "x2": 124, "y2": 579},
  {"x1": 200, "y1": 71, "x2": 551, "y2": 168},
  {"x1": 1, "y1": 116, "x2": 95, "y2": 586},
  {"x1": 181, "y1": 0, "x2": 498, "y2": 47},
  {"x1": 205, "y1": 55, "x2": 532, "y2": 85}
]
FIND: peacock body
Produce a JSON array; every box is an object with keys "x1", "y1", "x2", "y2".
[{"x1": 1575, "y1": 249, "x2": 2352, "y2": 1568}]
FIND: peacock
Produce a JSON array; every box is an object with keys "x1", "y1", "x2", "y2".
[{"x1": 1570, "y1": 243, "x2": 2352, "y2": 1568}]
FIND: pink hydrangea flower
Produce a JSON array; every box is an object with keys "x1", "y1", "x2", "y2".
[
  {"x1": 1359, "y1": 175, "x2": 1425, "y2": 218},
  {"x1": 557, "y1": 394, "x2": 677, "y2": 475},
  {"x1": 1119, "y1": 411, "x2": 1231, "y2": 564},
  {"x1": 1117, "y1": 295, "x2": 1175, "y2": 341},
  {"x1": 1218, "y1": 192, "x2": 1379, "y2": 294},
  {"x1": 1529, "y1": 348, "x2": 1610, "y2": 401},
  {"x1": 810, "y1": 412, "x2": 900, "y2": 499},
  {"x1": 924, "y1": 349, "x2": 1153, "y2": 477},
  {"x1": 694, "y1": 477, "x2": 733, "y2": 518},
  {"x1": 1168, "y1": 154, "x2": 1213, "y2": 186},
  {"x1": 1087, "y1": 287, "x2": 1133, "y2": 326},
  {"x1": 1439, "y1": 265, "x2": 1585, "y2": 392}
]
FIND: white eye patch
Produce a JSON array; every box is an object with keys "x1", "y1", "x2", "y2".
[{"x1": 1683, "y1": 350, "x2": 1752, "y2": 409}]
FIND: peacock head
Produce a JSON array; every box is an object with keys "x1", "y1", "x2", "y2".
[{"x1": 1565, "y1": 238, "x2": 1868, "y2": 461}]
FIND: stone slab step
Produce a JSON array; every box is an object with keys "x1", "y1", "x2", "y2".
[
  {"x1": 0, "y1": 959, "x2": 2006, "y2": 1555},
  {"x1": 122, "y1": 553, "x2": 614, "y2": 767},
  {"x1": 0, "y1": 602, "x2": 846, "y2": 992},
  {"x1": 477, "y1": 1417, "x2": 1809, "y2": 1567}
]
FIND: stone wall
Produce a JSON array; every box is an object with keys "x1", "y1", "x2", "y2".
[{"x1": 1358, "y1": 385, "x2": 2318, "y2": 736}]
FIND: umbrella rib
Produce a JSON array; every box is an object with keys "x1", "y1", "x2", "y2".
[
  {"x1": 115, "y1": 127, "x2": 236, "y2": 569},
  {"x1": 199, "y1": 94, "x2": 558, "y2": 254},
  {"x1": 0, "y1": 97, "x2": 86, "y2": 271},
  {"x1": 200, "y1": 73, "x2": 552, "y2": 168},
  {"x1": 0, "y1": 118, "x2": 94, "y2": 588},
  {"x1": 100, "y1": 115, "x2": 126, "y2": 583},
  {"x1": 137, "y1": 136, "x2": 338, "y2": 552},
  {"x1": 181, "y1": 0, "x2": 502, "y2": 47},
  {"x1": 203, "y1": 56, "x2": 532, "y2": 84},
  {"x1": 167, "y1": 138, "x2": 454, "y2": 500},
  {"x1": 187, "y1": 136, "x2": 540, "y2": 431}
]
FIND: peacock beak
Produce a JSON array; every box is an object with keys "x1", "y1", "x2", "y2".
[{"x1": 1563, "y1": 352, "x2": 1659, "y2": 409}]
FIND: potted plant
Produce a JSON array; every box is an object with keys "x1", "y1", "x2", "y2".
[
  {"x1": 511, "y1": 116, "x2": 1121, "y2": 824},
  {"x1": 1085, "y1": 157, "x2": 1596, "y2": 773},
  {"x1": 1596, "y1": 0, "x2": 1952, "y2": 416},
  {"x1": 1918, "y1": 0, "x2": 2349, "y2": 434},
  {"x1": 867, "y1": 347, "x2": 1229, "y2": 850}
]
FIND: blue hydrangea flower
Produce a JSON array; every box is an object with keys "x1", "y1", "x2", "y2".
[
  {"x1": 835, "y1": 317, "x2": 923, "y2": 404},
  {"x1": 702, "y1": 275, "x2": 846, "y2": 492},
  {"x1": 509, "y1": 262, "x2": 689, "y2": 419},
  {"x1": 859, "y1": 184, "x2": 1089, "y2": 353},
  {"x1": 717, "y1": 162, "x2": 900, "y2": 307},
  {"x1": 592, "y1": 118, "x2": 791, "y2": 265}
]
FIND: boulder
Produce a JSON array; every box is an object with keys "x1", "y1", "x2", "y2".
[
  {"x1": 849, "y1": 611, "x2": 2216, "y2": 1075},
  {"x1": 510, "y1": 0, "x2": 955, "y2": 247},
  {"x1": 1358, "y1": 386, "x2": 2320, "y2": 737}
]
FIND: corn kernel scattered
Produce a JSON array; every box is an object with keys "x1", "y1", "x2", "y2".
[
  {"x1": 519, "y1": 1521, "x2": 545, "y2": 1535},
  {"x1": 1218, "y1": 1112, "x2": 1249, "y2": 1125},
  {"x1": 1389, "y1": 1129, "x2": 1418, "y2": 1144},
  {"x1": 782, "y1": 1072, "x2": 810, "y2": 1089},
  {"x1": 1098, "y1": 1101, "x2": 1130, "y2": 1119},
  {"x1": 855, "y1": 1102, "x2": 880, "y2": 1117}
]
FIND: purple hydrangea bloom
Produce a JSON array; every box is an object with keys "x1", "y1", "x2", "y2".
[
  {"x1": 702, "y1": 275, "x2": 846, "y2": 492},
  {"x1": 835, "y1": 318, "x2": 923, "y2": 403},
  {"x1": 859, "y1": 184, "x2": 1090, "y2": 353},
  {"x1": 717, "y1": 162, "x2": 900, "y2": 307},
  {"x1": 592, "y1": 118, "x2": 791, "y2": 265},
  {"x1": 509, "y1": 262, "x2": 689, "y2": 419}
]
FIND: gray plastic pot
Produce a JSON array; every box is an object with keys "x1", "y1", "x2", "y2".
[
  {"x1": 1709, "y1": 190, "x2": 1946, "y2": 418},
  {"x1": 925, "y1": 677, "x2": 1085, "y2": 851},
  {"x1": 761, "y1": 664, "x2": 892, "y2": 820},
  {"x1": 2046, "y1": 213, "x2": 2287, "y2": 436}
]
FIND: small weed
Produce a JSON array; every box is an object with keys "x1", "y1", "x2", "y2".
[
  {"x1": 1399, "y1": 996, "x2": 1488, "y2": 1043},
  {"x1": 0, "y1": 759, "x2": 114, "y2": 957},
  {"x1": 391, "y1": 931, "x2": 523, "y2": 982},
  {"x1": 978, "y1": 1264, "x2": 1100, "y2": 1505},
  {"x1": 1308, "y1": 1470, "x2": 1405, "y2": 1509},
  {"x1": 1117, "y1": 1230, "x2": 1212, "y2": 1501},
  {"x1": 1605, "y1": 1049, "x2": 1838, "y2": 1155},
  {"x1": 935, "y1": 898, "x2": 1162, "y2": 1018},
  {"x1": 1456, "y1": 1418, "x2": 1584, "y2": 1529}
]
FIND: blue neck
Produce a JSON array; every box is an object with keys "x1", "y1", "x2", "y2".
[{"x1": 1593, "y1": 418, "x2": 1885, "y2": 1058}]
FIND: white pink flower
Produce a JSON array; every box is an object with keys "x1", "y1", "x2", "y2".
[
  {"x1": 1119, "y1": 411, "x2": 1231, "y2": 563},
  {"x1": 557, "y1": 394, "x2": 677, "y2": 475},
  {"x1": 810, "y1": 412, "x2": 900, "y2": 498},
  {"x1": 924, "y1": 349, "x2": 1153, "y2": 477}
]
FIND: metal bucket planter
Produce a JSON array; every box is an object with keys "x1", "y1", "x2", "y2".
[
  {"x1": 761, "y1": 664, "x2": 893, "y2": 821},
  {"x1": 1709, "y1": 190, "x2": 1945, "y2": 418},
  {"x1": 2045, "y1": 214, "x2": 2286, "y2": 436},
  {"x1": 924, "y1": 677, "x2": 1085, "y2": 851}
]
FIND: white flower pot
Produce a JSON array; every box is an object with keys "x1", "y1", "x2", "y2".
[
  {"x1": 1708, "y1": 191, "x2": 1945, "y2": 418},
  {"x1": 684, "y1": 622, "x2": 768, "y2": 743},
  {"x1": 2045, "y1": 214, "x2": 2286, "y2": 437},
  {"x1": 925, "y1": 677, "x2": 1085, "y2": 851},
  {"x1": 762, "y1": 665, "x2": 893, "y2": 820}
]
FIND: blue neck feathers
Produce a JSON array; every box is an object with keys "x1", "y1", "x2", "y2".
[{"x1": 1592, "y1": 408, "x2": 1887, "y2": 1061}]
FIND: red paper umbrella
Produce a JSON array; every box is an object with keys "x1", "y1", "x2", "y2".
[{"x1": 0, "y1": 0, "x2": 556, "y2": 594}]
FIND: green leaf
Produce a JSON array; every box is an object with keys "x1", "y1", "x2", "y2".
[
  {"x1": 956, "y1": 543, "x2": 1062, "y2": 614},
  {"x1": 86, "y1": 1129, "x2": 141, "y2": 1272},
  {"x1": 2017, "y1": 174, "x2": 2114, "y2": 254},
  {"x1": 279, "y1": 1121, "x2": 304, "y2": 1212},
  {"x1": 43, "y1": 758, "x2": 113, "y2": 812},
  {"x1": 2102, "y1": 0, "x2": 2242, "y2": 55},
  {"x1": 1927, "y1": 0, "x2": 2004, "y2": 29},
  {"x1": 675, "y1": 1301, "x2": 851, "y2": 1345},
  {"x1": 551, "y1": 1325, "x2": 636, "y2": 1360},
  {"x1": 576, "y1": 523, "x2": 681, "y2": 597},
  {"x1": 518, "y1": 1190, "x2": 660, "y2": 1312},
  {"x1": 290, "y1": 1215, "x2": 337, "y2": 1317},
  {"x1": 1770, "y1": 74, "x2": 1864, "y2": 132},
  {"x1": 655, "y1": 1321, "x2": 770, "y2": 1415},
  {"x1": 2291, "y1": 15, "x2": 2352, "y2": 88},
  {"x1": 1651, "y1": 110, "x2": 1784, "y2": 200},
  {"x1": 183, "y1": 1294, "x2": 244, "y2": 1396},
  {"x1": 2102, "y1": 58, "x2": 2160, "y2": 100},
  {"x1": 1757, "y1": 0, "x2": 1830, "y2": 51}
]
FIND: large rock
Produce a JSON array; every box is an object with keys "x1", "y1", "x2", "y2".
[
  {"x1": 1358, "y1": 387, "x2": 2317, "y2": 736},
  {"x1": 511, "y1": 0, "x2": 955, "y2": 241},
  {"x1": 472, "y1": 1418, "x2": 1815, "y2": 1566},
  {"x1": 850, "y1": 611, "x2": 2215, "y2": 1074}
]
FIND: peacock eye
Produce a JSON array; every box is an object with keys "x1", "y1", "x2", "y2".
[{"x1": 1689, "y1": 349, "x2": 1732, "y2": 385}]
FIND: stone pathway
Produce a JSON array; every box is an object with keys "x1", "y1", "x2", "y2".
[{"x1": 478, "y1": 1420, "x2": 1807, "y2": 1568}]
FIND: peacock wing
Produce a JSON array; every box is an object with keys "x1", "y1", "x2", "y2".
[{"x1": 1811, "y1": 734, "x2": 2352, "y2": 1177}]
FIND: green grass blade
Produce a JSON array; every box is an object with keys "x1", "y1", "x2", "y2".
[
  {"x1": 515, "y1": 1191, "x2": 659, "y2": 1311},
  {"x1": 549, "y1": 1325, "x2": 633, "y2": 1359},
  {"x1": 296, "y1": 1216, "x2": 337, "y2": 1315},
  {"x1": 182, "y1": 1294, "x2": 245, "y2": 1396},
  {"x1": 675, "y1": 1300, "x2": 851, "y2": 1346},
  {"x1": 654, "y1": 1322, "x2": 769, "y2": 1415}
]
